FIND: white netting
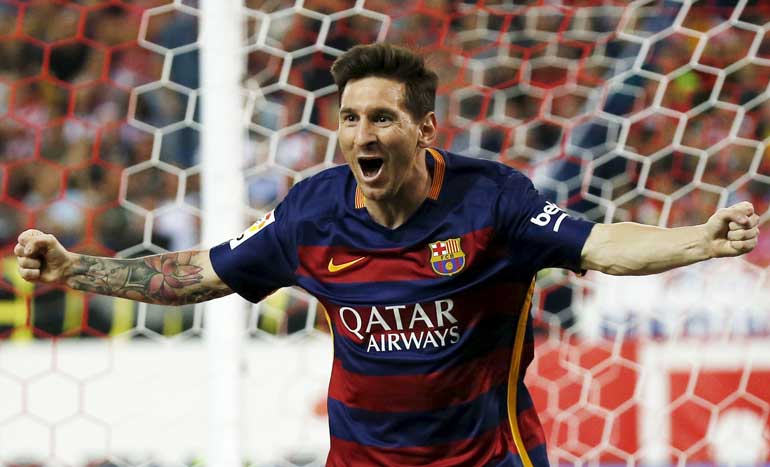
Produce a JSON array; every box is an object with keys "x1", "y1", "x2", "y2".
[{"x1": 0, "y1": 0, "x2": 769, "y2": 466}]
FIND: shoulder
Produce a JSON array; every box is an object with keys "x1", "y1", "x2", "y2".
[
  {"x1": 437, "y1": 150, "x2": 543, "y2": 227},
  {"x1": 440, "y1": 149, "x2": 533, "y2": 194},
  {"x1": 279, "y1": 165, "x2": 351, "y2": 221}
]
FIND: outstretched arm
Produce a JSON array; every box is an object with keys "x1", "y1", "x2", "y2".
[
  {"x1": 581, "y1": 201, "x2": 761, "y2": 275},
  {"x1": 14, "y1": 229, "x2": 232, "y2": 305}
]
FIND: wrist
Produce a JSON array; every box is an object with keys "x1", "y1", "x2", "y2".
[
  {"x1": 697, "y1": 224, "x2": 715, "y2": 260},
  {"x1": 61, "y1": 252, "x2": 81, "y2": 282}
]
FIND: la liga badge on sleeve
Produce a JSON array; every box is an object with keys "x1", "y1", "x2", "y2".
[
  {"x1": 229, "y1": 209, "x2": 275, "y2": 250},
  {"x1": 428, "y1": 238, "x2": 466, "y2": 276}
]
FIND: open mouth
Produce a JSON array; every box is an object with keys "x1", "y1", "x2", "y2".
[{"x1": 359, "y1": 157, "x2": 384, "y2": 179}]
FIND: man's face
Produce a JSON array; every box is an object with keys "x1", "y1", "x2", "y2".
[{"x1": 337, "y1": 76, "x2": 429, "y2": 202}]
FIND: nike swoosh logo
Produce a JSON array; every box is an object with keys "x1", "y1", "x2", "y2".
[{"x1": 328, "y1": 256, "x2": 367, "y2": 273}]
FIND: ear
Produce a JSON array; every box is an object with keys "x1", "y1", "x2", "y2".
[{"x1": 417, "y1": 112, "x2": 438, "y2": 149}]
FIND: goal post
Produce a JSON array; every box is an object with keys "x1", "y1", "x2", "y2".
[{"x1": 199, "y1": 1, "x2": 245, "y2": 467}]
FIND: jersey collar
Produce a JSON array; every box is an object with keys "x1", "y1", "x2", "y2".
[{"x1": 354, "y1": 147, "x2": 446, "y2": 209}]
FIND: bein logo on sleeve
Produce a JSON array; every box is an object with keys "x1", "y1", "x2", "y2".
[{"x1": 530, "y1": 201, "x2": 568, "y2": 232}]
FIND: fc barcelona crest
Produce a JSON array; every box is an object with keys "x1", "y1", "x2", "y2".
[{"x1": 428, "y1": 238, "x2": 466, "y2": 276}]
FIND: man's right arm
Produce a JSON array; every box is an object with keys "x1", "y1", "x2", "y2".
[{"x1": 14, "y1": 229, "x2": 232, "y2": 306}]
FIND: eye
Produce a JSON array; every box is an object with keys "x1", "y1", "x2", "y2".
[
  {"x1": 341, "y1": 114, "x2": 357, "y2": 123},
  {"x1": 374, "y1": 114, "x2": 393, "y2": 124}
]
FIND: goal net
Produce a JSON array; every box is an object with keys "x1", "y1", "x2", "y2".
[{"x1": 0, "y1": 0, "x2": 768, "y2": 466}]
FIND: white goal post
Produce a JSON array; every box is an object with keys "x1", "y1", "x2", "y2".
[{"x1": 200, "y1": 1, "x2": 246, "y2": 467}]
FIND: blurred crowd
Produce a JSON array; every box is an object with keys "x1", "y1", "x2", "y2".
[
  {"x1": 0, "y1": 1, "x2": 198, "y2": 255},
  {"x1": 0, "y1": 0, "x2": 768, "y2": 340},
  {"x1": 616, "y1": 4, "x2": 770, "y2": 267},
  {"x1": 0, "y1": 1, "x2": 202, "y2": 339}
]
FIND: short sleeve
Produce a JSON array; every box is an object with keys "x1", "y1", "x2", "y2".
[
  {"x1": 494, "y1": 171, "x2": 595, "y2": 273},
  {"x1": 209, "y1": 199, "x2": 297, "y2": 303}
]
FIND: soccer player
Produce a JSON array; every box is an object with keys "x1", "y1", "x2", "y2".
[{"x1": 14, "y1": 44, "x2": 760, "y2": 467}]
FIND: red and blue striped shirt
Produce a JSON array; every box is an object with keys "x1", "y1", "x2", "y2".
[{"x1": 210, "y1": 148, "x2": 595, "y2": 466}]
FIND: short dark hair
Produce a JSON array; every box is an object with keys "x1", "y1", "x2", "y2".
[{"x1": 330, "y1": 43, "x2": 438, "y2": 121}]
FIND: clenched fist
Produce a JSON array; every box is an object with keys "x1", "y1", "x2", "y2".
[
  {"x1": 705, "y1": 201, "x2": 761, "y2": 258},
  {"x1": 14, "y1": 229, "x2": 73, "y2": 284}
]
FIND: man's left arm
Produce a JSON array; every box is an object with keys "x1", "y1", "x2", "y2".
[{"x1": 580, "y1": 201, "x2": 761, "y2": 276}]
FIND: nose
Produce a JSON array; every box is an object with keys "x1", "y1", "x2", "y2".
[{"x1": 354, "y1": 119, "x2": 377, "y2": 148}]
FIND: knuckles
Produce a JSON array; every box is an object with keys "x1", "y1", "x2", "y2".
[{"x1": 19, "y1": 269, "x2": 39, "y2": 281}]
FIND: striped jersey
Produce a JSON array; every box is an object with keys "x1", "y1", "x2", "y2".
[{"x1": 209, "y1": 148, "x2": 595, "y2": 467}]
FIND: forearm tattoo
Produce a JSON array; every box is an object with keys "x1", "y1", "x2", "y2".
[{"x1": 66, "y1": 251, "x2": 230, "y2": 305}]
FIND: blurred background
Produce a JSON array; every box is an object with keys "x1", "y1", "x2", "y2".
[{"x1": 0, "y1": 0, "x2": 769, "y2": 466}]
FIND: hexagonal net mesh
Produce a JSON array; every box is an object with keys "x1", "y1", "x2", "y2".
[{"x1": 0, "y1": 0, "x2": 769, "y2": 466}]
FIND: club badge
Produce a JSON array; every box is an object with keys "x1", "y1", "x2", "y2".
[{"x1": 428, "y1": 238, "x2": 466, "y2": 276}]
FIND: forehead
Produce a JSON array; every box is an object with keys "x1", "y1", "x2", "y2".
[{"x1": 340, "y1": 76, "x2": 407, "y2": 112}]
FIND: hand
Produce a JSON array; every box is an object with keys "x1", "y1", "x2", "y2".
[
  {"x1": 704, "y1": 201, "x2": 761, "y2": 258},
  {"x1": 14, "y1": 229, "x2": 73, "y2": 283}
]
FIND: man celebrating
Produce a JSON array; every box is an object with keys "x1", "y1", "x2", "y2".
[{"x1": 14, "y1": 44, "x2": 760, "y2": 467}]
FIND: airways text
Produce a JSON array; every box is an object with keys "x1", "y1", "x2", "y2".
[{"x1": 336, "y1": 299, "x2": 462, "y2": 353}]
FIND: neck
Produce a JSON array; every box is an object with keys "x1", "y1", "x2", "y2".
[{"x1": 365, "y1": 150, "x2": 432, "y2": 229}]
